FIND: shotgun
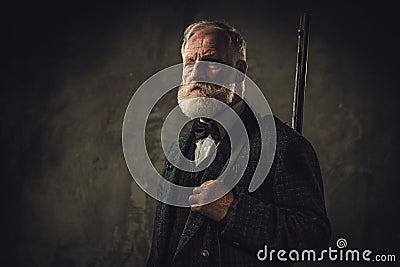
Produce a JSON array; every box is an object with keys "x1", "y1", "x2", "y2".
[{"x1": 291, "y1": 12, "x2": 310, "y2": 134}]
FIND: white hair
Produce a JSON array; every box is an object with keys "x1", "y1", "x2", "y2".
[{"x1": 181, "y1": 21, "x2": 247, "y2": 60}]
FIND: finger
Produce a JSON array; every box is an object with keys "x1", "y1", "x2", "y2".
[
  {"x1": 188, "y1": 194, "x2": 199, "y2": 206},
  {"x1": 191, "y1": 204, "x2": 201, "y2": 211},
  {"x1": 194, "y1": 186, "x2": 211, "y2": 197},
  {"x1": 193, "y1": 187, "x2": 202, "y2": 194},
  {"x1": 200, "y1": 180, "x2": 216, "y2": 187}
]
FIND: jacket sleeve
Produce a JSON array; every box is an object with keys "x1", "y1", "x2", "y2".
[
  {"x1": 147, "y1": 200, "x2": 162, "y2": 267},
  {"x1": 220, "y1": 136, "x2": 331, "y2": 252},
  {"x1": 147, "y1": 158, "x2": 169, "y2": 267}
]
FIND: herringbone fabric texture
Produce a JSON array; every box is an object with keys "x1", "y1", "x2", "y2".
[{"x1": 147, "y1": 106, "x2": 331, "y2": 267}]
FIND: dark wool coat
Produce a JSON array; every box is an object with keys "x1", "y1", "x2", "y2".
[{"x1": 147, "y1": 106, "x2": 331, "y2": 267}]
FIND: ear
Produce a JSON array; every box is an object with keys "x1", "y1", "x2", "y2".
[{"x1": 235, "y1": 59, "x2": 247, "y2": 83}]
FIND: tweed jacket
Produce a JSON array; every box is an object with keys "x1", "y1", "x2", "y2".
[{"x1": 147, "y1": 107, "x2": 331, "y2": 267}]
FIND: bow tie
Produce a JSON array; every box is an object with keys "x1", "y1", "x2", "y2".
[{"x1": 192, "y1": 118, "x2": 221, "y2": 143}]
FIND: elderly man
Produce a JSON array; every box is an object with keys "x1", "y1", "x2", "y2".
[{"x1": 147, "y1": 21, "x2": 331, "y2": 267}]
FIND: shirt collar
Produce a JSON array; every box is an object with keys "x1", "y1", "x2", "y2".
[{"x1": 199, "y1": 100, "x2": 245, "y2": 141}]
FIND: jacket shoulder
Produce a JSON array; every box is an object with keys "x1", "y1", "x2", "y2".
[{"x1": 273, "y1": 116, "x2": 302, "y2": 144}]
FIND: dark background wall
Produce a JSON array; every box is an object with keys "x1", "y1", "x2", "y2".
[{"x1": 3, "y1": 0, "x2": 399, "y2": 266}]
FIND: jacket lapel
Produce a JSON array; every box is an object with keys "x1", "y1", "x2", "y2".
[
  {"x1": 174, "y1": 135, "x2": 231, "y2": 258},
  {"x1": 173, "y1": 104, "x2": 260, "y2": 258},
  {"x1": 154, "y1": 130, "x2": 194, "y2": 261}
]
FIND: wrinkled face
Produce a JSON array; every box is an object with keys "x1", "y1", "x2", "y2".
[{"x1": 178, "y1": 28, "x2": 236, "y2": 118}]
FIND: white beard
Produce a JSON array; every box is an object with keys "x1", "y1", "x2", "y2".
[{"x1": 177, "y1": 82, "x2": 234, "y2": 119}]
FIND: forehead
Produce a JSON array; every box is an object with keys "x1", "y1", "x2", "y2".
[{"x1": 184, "y1": 28, "x2": 230, "y2": 56}]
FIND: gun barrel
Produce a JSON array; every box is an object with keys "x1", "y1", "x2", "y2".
[{"x1": 291, "y1": 12, "x2": 310, "y2": 134}]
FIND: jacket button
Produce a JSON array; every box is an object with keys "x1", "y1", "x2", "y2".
[
  {"x1": 166, "y1": 163, "x2": 173, "y2": 171},
  {"x1": 201, "y1": 249, "x2": 209, "y2": 258}
]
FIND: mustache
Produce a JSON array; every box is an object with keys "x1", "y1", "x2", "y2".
[{"x1": 179, "y1": 82, "x2": 224, "y2": 96}]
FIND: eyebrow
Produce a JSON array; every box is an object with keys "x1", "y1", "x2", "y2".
[
  {"x1": 184, "y1": 53, "x2": 218, "y2": 62},
  {"x1": 184, "y1": 56, "x2": 223, "y2": 65}
]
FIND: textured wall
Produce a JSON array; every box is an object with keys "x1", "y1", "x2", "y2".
[{"x1": 3, "y1": 1, "x2": 399, "y2": 266}]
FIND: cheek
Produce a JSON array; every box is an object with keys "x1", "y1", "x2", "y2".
[
  {"x1": 178, "y1": 84, "x2": 189, "y2": 94},
  {"x1": 177, "y1": 89, "x2": 185, "y2": 100},
  {"x1": 177, "y1": 85, "x2": 192, "y2": 100},
  {"x1": 182, "y1": 73, "x2": 190, "y2": 83}
]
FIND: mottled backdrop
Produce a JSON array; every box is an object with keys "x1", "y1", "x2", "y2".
[{"x1": 3, "y1": 0, "x2": 399, "y2": 266}]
